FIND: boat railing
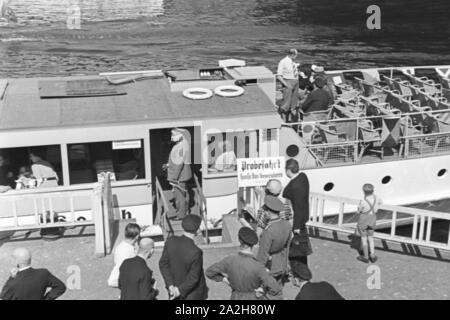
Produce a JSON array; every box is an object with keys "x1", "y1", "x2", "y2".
[
  {"x1": 309, "y1": 192, "x2": 450, "y2": 251},
  {"x1": 154, "y1": 176, "x2": 172, "y2": 237},
  {"x1": 194, "y1": 174, "x2": 210, "y2": 244},
  {"x1": 0, "y1": 172, "x2": 115, "y2": 256},
  {"x1": 286, "y1": 108, "x2": 450, "y2": 168}
]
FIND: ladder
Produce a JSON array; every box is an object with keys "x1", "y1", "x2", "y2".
[{"x1": 308, "y1": 192, "x2": 450, "y2": 251}]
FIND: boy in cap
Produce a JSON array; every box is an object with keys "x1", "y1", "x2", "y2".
[
  {"x1": 159, "y1": 215, "x2": 208, "y2": 300},
  {"x1": 357, "y1": 183, "x2": 382, "y2": 263},
  {"x1": 256, "y1": 195, "x2": 292, "y2": 285},
  {"x1": 291, "y1": 263, "x2": 344, "y2": 300},
  {"x1": 164, "y1": 127, "x2": 192, "y2": 220},
  {"x1": 206, "y1": 227, "x2": 282, "y2": 300}
]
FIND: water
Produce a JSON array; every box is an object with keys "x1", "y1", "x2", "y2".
[
  {"x1": 0, "y1": 0, "x2": 449, "y2": 215},
  {"x1": 0, "y1": 0, "x2": 449, "y2": 78}
]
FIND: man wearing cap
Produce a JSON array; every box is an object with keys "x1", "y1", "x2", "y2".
[
  {"x1": 300, "y1": 76, "x2": 333, "y2": 119},
  {"x1": 159, "y1": 215, "x2": 208, "y2": 300},
  {"x1": 164, "y1": 128, "x2": 192, "y2": 220},
  {"x1": 206, "y1": 227, "x2": 282, "y2": 300},
  {"x1": 291, "y1": 263, "x2": 344, "y2": 300},
  {"x1": 311, "y1": 65, "x2": 337, "y2": 101},
  {"x1": 256, "y1": 195, "x2": 292, "y2": 285},
  {"x1": 277, "y1": 49, "x2": 300, "y2": 122},
  {"x1": 251, "y1": 179, "x2": 292, "y2": 232}
]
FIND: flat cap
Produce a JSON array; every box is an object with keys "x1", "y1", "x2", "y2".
[
  {"x1": 182, "y1": 214, "x2": 202, "y2": 233},
  {"x1": 238, "y1": 227, "x2": 258, "y2": 246},
  {"x1": 264, "y1": 195, "x2": 284, "y2": 213},
  {"x1": 291, "y1": 261, "x2": 312, "y2": 281}
]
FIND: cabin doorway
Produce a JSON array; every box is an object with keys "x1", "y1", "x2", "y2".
[{"x1": 149, "y1": 126, "x2": 202, "y2": 223}]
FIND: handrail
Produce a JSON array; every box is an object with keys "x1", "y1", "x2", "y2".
[
  {"x1": 309, "y1": 192, "x2": 450, "y2": 250},
  {"x1": 154, "y1": 177, "x2": 173, "y2": 237},
  {"x1": 194, "y1": 174, "x2": 209, "y2": 244}
]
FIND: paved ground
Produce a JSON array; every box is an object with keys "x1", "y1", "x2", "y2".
[{"x1": 0, "y1": 228, "x2": 449, "y2": 300}]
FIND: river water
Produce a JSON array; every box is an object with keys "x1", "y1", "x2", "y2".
[
  {"x1": 0, "y1": 1, "x2": 449, "y2": 214},
  {"x1": 0, "y1": 0, "x2": 449, "y2": 78}
]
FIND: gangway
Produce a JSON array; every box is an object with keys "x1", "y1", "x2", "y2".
[{"x1": 309, "y1": 192, "x2": 450, "y2": 251}]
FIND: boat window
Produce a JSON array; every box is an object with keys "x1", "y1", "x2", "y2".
[
  {"x1": 68, "y1": 140, "x2": 145, "y2": 184},
  {"x1": 207, "y1": 130, "x2": 258, "y2": 174},
  {"x1": 0, "y1": 145, "x2": 63, "y2": 190}
]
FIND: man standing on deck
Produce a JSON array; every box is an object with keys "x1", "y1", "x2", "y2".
[
  {"x1": 164, "y1": 128, "x2": 192, "y2": 220},
  {"x1": 277, "y1": 49, "x2": 299, "y2": 123},
  {"x1": 256, "y1": 195, "x2": 292, "y2": 286},
  {"x1": 0, "y1": 248, "x2": 66, "y2": 300},
  {"x1": 206, "y1": 227, "x2": 282, "y2": 300},
  {"x1": 159, "y1": 215, "x2": 208, "y2": 300}
]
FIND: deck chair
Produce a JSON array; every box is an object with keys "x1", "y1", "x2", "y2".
[
  {"x1": 300, "y1": 107, "x2": 333, "y2": 122},
  {"x1": 315, "y1": 124, "x2": 352, "y2": 162},
  {"x1": 358, "y1": 120, "x2": 382, "y2": 159},
  {"x1": 400, "y1": 116, "x2": 427, "y2": 156},
  {"x1": 359, "y1": 96, "x2": 400, "y2": 116}
]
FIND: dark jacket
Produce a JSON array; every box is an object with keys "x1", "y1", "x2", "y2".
[
  {"x1": 0, "y1": 268, "x2": 66, "y2": 300},
  {"x1": 301, "y1": 88, "x2": 333, "y2": 113},
  {"x1": 159, "y1": 235, "x2": 208, "y2": 300},
  {"x1": 206, "y1": 251, "x2": 282, "y2": 300},
  {"x1": 167, "y1": 139, "x2": 192, "y2": 183},
  {"x1": 295, "y1": 281, "x2": 345, "y2": 300},
  {"x1": 283, "y1": 172, "x2": 310, "y2": 230},
  {"x1": 119, "y1": 256, "x2": 158, "y2": 300}
]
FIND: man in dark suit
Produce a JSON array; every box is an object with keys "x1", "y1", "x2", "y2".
[
  {"x1": 282, "y1": 159, "x2": 310, "y2": 233},
  {"x1": 292, "y1": 262, "x2": 344, "y2": 300},
  {"x1": 159, "y1": 215, "x2": 208, "y2": 300},
  {"x1": 0, "y1": 247, "x2": 66, "y2": 300},
  {"x1": 119, "y1": 238, "x2": 158, "y2": 300}
]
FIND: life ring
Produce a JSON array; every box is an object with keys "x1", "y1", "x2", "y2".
[
  {"x1": 182, "y1": 88, "x2": 213, "y2": 100},
  {"x1": 214, "y1": 85, "x2": 244, "y2": 98}
]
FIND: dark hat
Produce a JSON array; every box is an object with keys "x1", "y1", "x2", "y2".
[
  {"x1": 291, "y1": 261, "x2": 312, "y2": 281},
  {"x1": 238, "y1": 227, "x2": 258, "y2": 246},
  {"x1": 314, "y1": 77, "x2": 326, "y2": 88},
  {"x1": 182, "y1": 214, "x2": 202, "y2": 233},
  {"x1": 264, "y1": 195, "x2": 284, "y2": 213}
]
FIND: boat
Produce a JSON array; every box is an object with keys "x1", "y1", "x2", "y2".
[{"x1": 0, "y1": 60, "x2": 449, "y2": 242}]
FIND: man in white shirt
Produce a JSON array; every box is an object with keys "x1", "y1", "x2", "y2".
[
  {"x1": 277, "y1": 49, "x2": 300, "y2": 122},
  {"x1": 108, "y1": 223, "x2": 141, "y2": 287}
]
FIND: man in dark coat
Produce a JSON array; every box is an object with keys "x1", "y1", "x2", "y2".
[
  {"x1": 119, "y1": 238, "x2": 158, "y2": 300},
  {"x1": 0, "y1": 248, "x2": 66, "y2": 300},
  {"x1": 292, "y1": 262, "x2": 344, "y2": 300},
  {"x1": 283, "y1": 159, "x2": 310, "y2": 233},
  {"x1": 206, "y1": 227, "x2": 282, "y2": 300},
  {"x1": 159, "y1": 215, "x2": 208, "y2": 300},
  {"x1": 300, "y1": 77, "x2": 333, "y2": 117}
]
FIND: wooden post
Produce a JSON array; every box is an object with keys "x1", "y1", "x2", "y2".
[
  {"x1": 411, "y1": 214, "x2": 418, "y2": 242},
  {"x1": 92, "y1": 180, "x2": 105, "y2": 257},
  {"x1": 338, "y1": 202, "x2": 344, "y2": 227},
  {"x1": 426, "y1": 215, "x2": 432, "y2": 243},
  {"x1": 102, "y1": 173, "x2": 114, "y2": 255},
  {"x1": 390, "y1": 211, "x2": 397, "y2": 237}
]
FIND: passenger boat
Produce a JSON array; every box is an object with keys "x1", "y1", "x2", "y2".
[{"x1": 0, "y1": 60, "x2": 449, "y2": 239}]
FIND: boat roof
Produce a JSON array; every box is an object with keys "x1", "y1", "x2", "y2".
[{"x1": 0, "y1": 74, "x2": 277, "y2": 131}]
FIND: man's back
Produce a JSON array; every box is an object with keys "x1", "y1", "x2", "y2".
[
  {"x1": 295, "y1": 281, "x2": 344, "y2": 300},
  {"x1": 119, "y1": 256, "x2": 157, "y2": 300},
  {"x1": 0, "y1": 268, "x2": 66, "y2": 300},
  {"x1": 159, "y1": 235, "x2": 208, "y2": 300},
  {"x1": 283, "y1": 172, "x2": 310, "y2": 230},
  {"x1": 301, "y1": 88, "x2": 332, "y2": 113}
]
